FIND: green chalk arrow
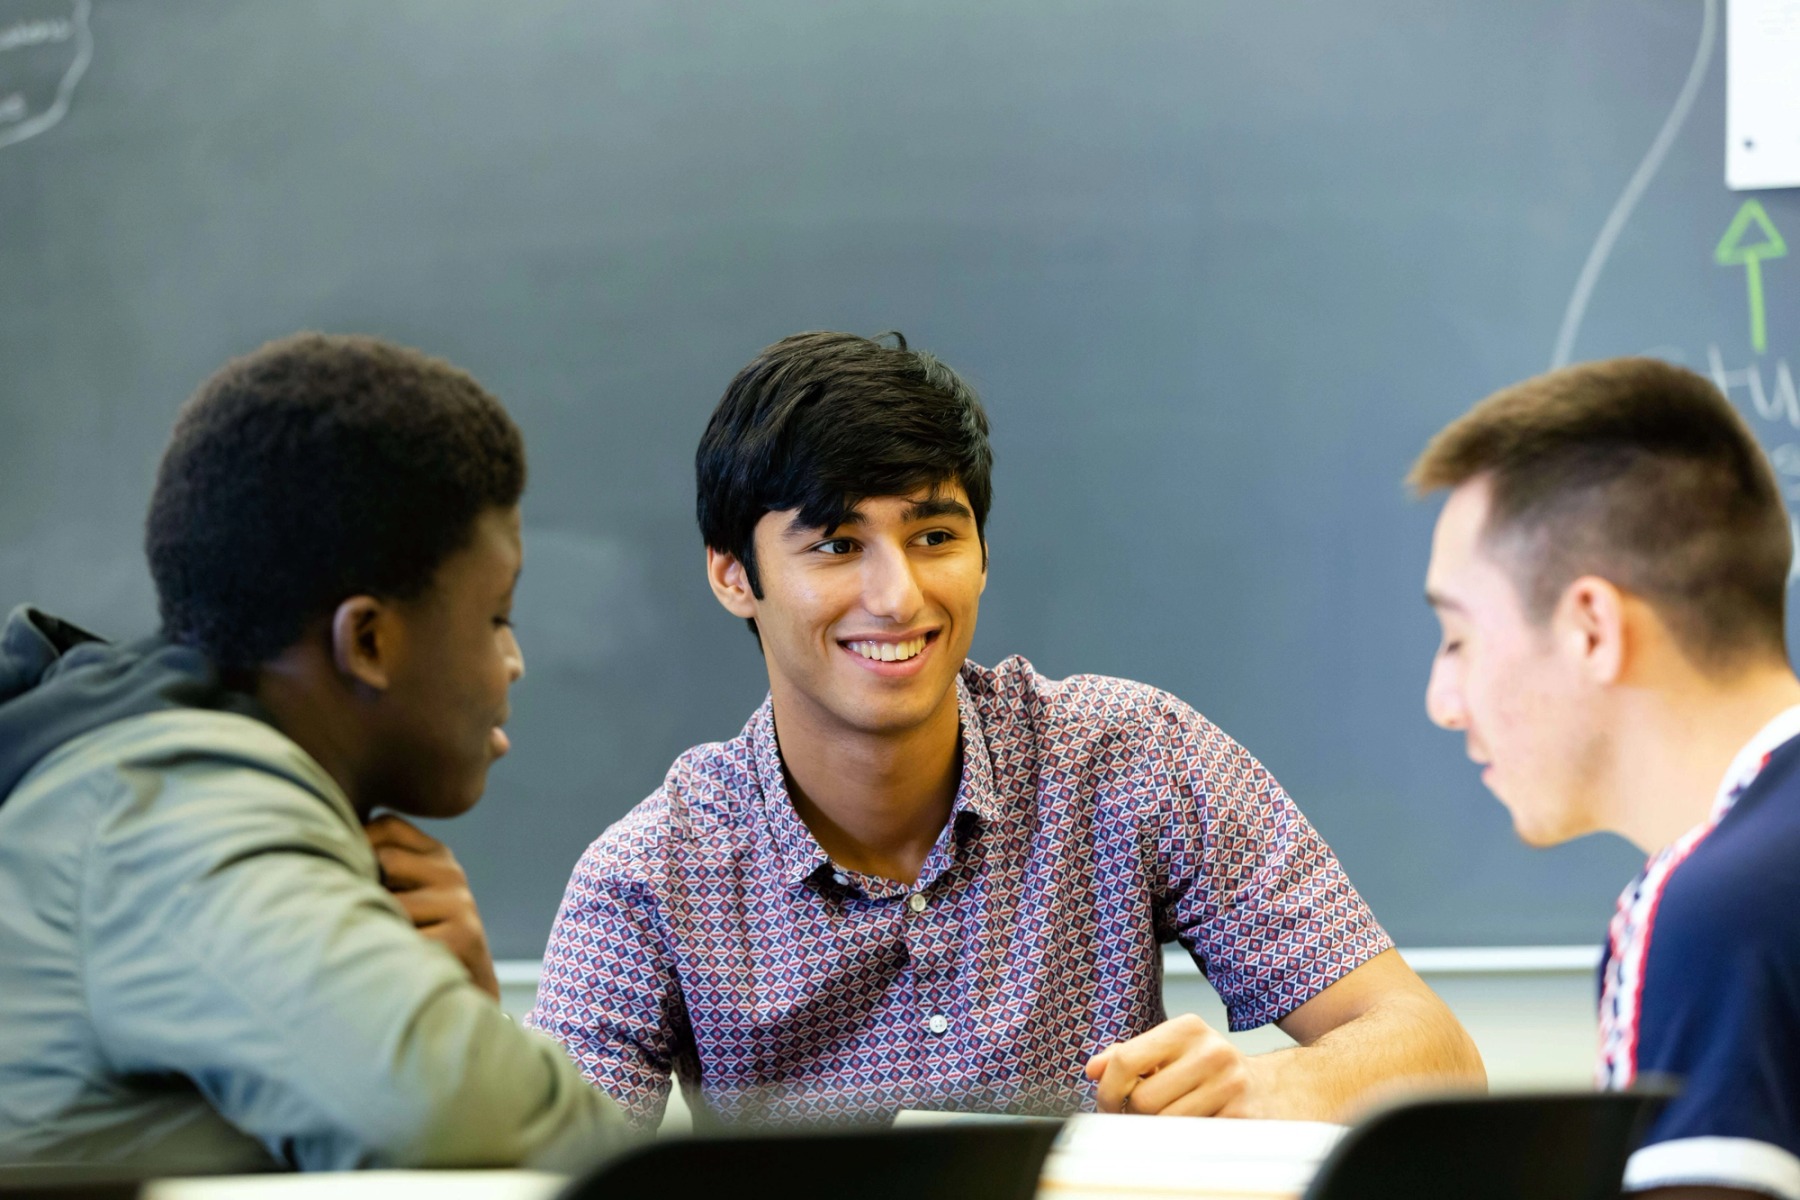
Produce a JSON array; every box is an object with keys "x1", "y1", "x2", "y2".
[{"x1": 1716, "y1": 199, "x2": 1788, "y2": 354}]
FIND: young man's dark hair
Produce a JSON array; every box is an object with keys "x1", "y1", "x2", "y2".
[
  {"x1": 694, "y1": 330, "x2": 994, "y2": 613},
  {"x1": 0, "y1": 333, "x2": 625, "y2": 1172},
  {"x1": 1409, "y1": 356, "x2": 1790, "y2": 673},
  {"x1": 147, "y1": 332, "x2": 527, "y2": 667}
]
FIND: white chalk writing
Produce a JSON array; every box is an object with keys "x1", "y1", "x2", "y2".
[
  {"x1": 1709, "y1": 345, "x2": 1799, "y2": 427},
  {"x1": 0, "y1": 18, "x2": 71, "y2": 53}
]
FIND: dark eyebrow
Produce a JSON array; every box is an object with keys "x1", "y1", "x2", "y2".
[
  {"x1": 904, "y1": 496, "x2": 973, "y2": 524},
  {"x1": 1425, "y1": 588, "x2": 1463, "y2": 613},
  {"x1": 784, "y1": 510, "x2": 849, "y2": 538},
  {"x1": 782, "y1": 496, "x2": 974, "y2": 539}
]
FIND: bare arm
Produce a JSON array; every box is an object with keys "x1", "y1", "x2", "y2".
[{"x1": 1088, "y1": 949, "x2": 1485, "y2": 1120}]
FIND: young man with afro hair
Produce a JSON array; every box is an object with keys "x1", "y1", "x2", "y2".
[{"x1": 0, "y1": 334, "x2": 627, "y2": 1172}]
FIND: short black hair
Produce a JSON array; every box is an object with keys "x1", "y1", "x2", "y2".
[
  {"x1": 1411, "y1": 357, "x2": 1790, "y2": 673},
  {"x1": 695, "y1": 331, "x2": 994, "y2": 610},
  {"x1": 146, "y1": 332, "x2": 526, "y2": 666}
]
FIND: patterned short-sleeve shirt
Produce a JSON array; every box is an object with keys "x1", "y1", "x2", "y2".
[{"x1": 529, "y1": 656, "x2": 1391, "y2": 1129}]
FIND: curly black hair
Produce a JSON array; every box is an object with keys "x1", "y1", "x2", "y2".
[{"x1": 145, "y1": 332, "x2": 526, "y2": 666}]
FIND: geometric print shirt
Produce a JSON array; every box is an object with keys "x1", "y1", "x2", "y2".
[
  {"x1": 529, "y1": 656, "x2": 1393, "y2": 1130},
  {"x1": 1599, "y1": 704, "x2": 1800, "y2": 1199}
]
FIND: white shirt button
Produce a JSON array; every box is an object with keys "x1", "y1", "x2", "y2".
[
  {"x1": 926, "y1": 1014, "x2": 949, "y2": 1035},
  {"x1": 908, "y1": 893, "x2": 928, "y2": 913},
  {"x1": 832, "y1": 872, "x2": 850, "y2": 886}
]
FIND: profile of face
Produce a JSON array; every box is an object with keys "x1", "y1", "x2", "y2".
[
  {"x1": 709, "y1": 482, "x2": 987, "y2": 738},
  {"x1": 1423, "y1": 479, "x2": 1605, "y2": 846},
  {"x1": 351, "y1": 505, "x2": 526, "y2": 818}
]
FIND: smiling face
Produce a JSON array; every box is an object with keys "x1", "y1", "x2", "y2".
[
  {"x1": 369, "y1": 504, "x2": 526, "y2": 818},
  {"x1": 1424, "y1": 478, "x2": 1606, "y2": 846},
  {"x1": 710, "y1": 482, "x2": 987, "y2": 739}
]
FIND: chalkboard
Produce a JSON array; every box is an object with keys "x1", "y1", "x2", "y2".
[{"x1": 3, "y1": 0, "x2": 1795, "y2": 958}]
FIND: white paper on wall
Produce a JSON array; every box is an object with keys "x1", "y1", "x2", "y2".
[{"x1": 1728, "y1": 0, "x2": 1800, "y2": 190}]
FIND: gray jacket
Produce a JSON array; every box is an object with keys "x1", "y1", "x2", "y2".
[{"x1": 0, "y1": 609, "x2": 628, "y2": 1171}]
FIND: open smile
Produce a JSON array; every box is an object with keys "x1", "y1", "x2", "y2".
[{"x1": 838, "y1": 630, "x2": 940, "y2": 676}]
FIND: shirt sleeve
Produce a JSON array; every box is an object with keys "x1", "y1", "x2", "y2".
[
  {"x1": 528, "y1": 809, "x2": 689, "y2": 1133},
  {"x1": 1622, "y1": 887, "x2": 1800, "y2": 1198},
  {"x1": 81, "y1": 737, "x2": 631, "y2": 1172},
  {"x1": 1144, "y1": 697, "x2": 1393, "y2": 1030}
]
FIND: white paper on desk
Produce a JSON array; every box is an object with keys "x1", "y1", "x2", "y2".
[
  {"x1": 143, "y1": 1169, "x2": 566, "y2": 1200},
  {"x1": 896, "y1": 1110, "x2": 1344, "y2": 1200},
  {"x1": 1040, "y1": 1114, "x2": 1343, "y2": 1200},
  {"x1": 1728, "y1": 0, "x2": 1800, "y2": 189}
]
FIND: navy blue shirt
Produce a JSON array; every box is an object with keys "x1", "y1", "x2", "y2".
[{"x1": 1600, "y1": 710, "x2": 1800, "y2": 1198}]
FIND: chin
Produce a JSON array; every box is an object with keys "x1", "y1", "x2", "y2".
[
  {"x1": 849, "y1": 696, "x2": 949, "y2": 736},
  {"x1": 1507, "y1": 804, "x2": 1582, "y2": 849},
  {"x1": 401, "y1": 777, "x2": 486, "y2": 821}
]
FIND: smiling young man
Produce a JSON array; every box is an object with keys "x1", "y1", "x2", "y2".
[
  {"x1": 1416, "y1": 357, "x2": 1800, "y2": 1200},
  {"x1": 0, "y1": 334, "x2": 626, "y2": 1171},
  {"x1": 532, "y1": 330, "x2": 1482, "y2": 1128}
]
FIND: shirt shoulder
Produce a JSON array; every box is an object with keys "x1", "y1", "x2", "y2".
[
  {"x1": 1654, "y1": 764, "x2": 1800, "y2": 958},
  {"x1": 580, "y1": 724, "x2": 764, "y2": 888},
  {"x1": 966, "y1": 655, "x2": 1211, "y2": 748}
]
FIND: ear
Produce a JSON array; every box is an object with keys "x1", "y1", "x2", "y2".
[
  {"x1": 328, "y1": 596, "x2": 397, "y2": 692},
  {"x1": 706, "y1": 547, "x2": 759, "y2": 620},
  {"x1": 1556, "y1": 575, "x2": 1627, "y2": 686},
  {"x1": 978, "y1": 537, "x2": 990, "y2": 595}
]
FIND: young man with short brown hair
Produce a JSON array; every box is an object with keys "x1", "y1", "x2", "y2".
[{"x1": 1417, "y1": 356, "x2": 1800, "y2": 1200}]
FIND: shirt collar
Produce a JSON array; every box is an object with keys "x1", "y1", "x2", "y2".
[
  {"x1": 1713, "y1": 703, "x2": 1800, "y2": 814},
  {"x1": 748, "y1": 668, "x2": 1002, "y2": 888}
]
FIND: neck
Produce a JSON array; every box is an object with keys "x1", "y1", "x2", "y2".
[
  {"x1": 1608, "y1": 659, "x2": 1800, "y2": 853},
  {"x1": 251, "y1": 642, "x2": 373, "y2": 820},
  {"x1": 770, "y1": 682, "x2": 963, "y2": 887}
]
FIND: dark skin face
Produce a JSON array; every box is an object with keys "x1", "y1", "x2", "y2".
[
  {"x1": 355, "y1": 505, "x2": 525, "y2": 819},
  {"x1": 253, "y1": 505, "x2": 524, "y2": 1000}
]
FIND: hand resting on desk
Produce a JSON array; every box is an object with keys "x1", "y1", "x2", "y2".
[{"x1": 1085, "y1": 949, "x2": 1485, "y2": 1120}]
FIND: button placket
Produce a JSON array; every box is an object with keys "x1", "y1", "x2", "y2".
[{"x1": 907, "y1": 883, "x2": 961, "y2": 1063}]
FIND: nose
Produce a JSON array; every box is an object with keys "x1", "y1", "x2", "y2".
[
  {"x1": 861, "y1": 542, "x2": 925, "y2": 625},
  {"x1": 1425, "y1": 652, "x2": 1464, "y2": 731},
  {"x1": 504, "y1": 625, "x2": 526, "y2": 685}
]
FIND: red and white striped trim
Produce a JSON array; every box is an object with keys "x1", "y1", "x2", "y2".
[
  {"x1": 1597, "y1": 704, "x2": 1800, "y2": 1089},
  {"x1": 1599, "y1": 823, "x2": 1716, "y2": 1087}
]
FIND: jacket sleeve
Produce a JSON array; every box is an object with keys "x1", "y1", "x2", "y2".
[{"x1": 78, "y1": 722, "x2": 632, "y2": 1171}]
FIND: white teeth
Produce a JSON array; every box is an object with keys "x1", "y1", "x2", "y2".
[{"x1": 848, "y1": 636, "x2": 927, "y2": 662}]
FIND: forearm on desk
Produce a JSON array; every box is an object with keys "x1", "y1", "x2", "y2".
[{"x1": 1253, "y1": 963, "x2": 1487, "y2": 1122}]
